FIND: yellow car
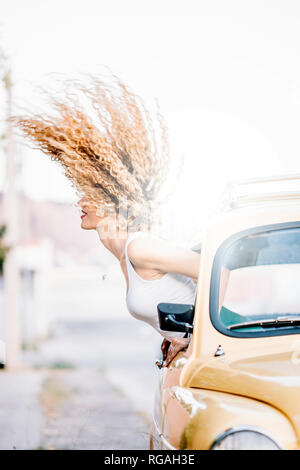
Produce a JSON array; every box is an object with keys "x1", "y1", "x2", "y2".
[{"x1": 151, "y1": 175, "x2": 300, "y2": 450}]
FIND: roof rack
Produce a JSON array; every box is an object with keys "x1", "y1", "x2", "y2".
[{"x1": 221, "y1": 174, "x2": 300, "y2": 210}]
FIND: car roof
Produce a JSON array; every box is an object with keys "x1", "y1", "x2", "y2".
[{"x1": 221, "y1": 174, "x2": 300, "y2": 212}]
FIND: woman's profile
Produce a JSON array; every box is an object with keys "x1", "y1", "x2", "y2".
[{"x1": 12, "y1": 73, "x2": 201, "y2": 366}]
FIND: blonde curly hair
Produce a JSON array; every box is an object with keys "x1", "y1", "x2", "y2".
[{"x1": 11, "y1": 73, "x2": 174, "y2": 232}]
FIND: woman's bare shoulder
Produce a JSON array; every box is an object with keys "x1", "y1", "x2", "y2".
[
  {"x1": 127, "y1": 235, "x2": 167, "y2": 266},
  {"x1": 127, "y1": 234, "x2": 201, "y2": 279}
]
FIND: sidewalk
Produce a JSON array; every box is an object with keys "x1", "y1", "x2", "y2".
[
  {"x1": 0, "y1": 365, "x2": 150, "y2": 450},
  {"x1": 0, "y1": 370, "x2": 45, "y2": 450},
  {"x1": 39, "y1": 368, "x2": 150, "y2": 450},
  {"x1": 0, "y1": 317, "x2": 159, "y2": 450}
]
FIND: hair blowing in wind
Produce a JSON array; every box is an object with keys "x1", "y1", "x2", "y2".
[{"x1": 11, "y1": 73, "x2": 176, "y2": 231}]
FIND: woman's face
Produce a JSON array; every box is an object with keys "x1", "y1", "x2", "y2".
[{"x1": 77, "y1": 197, "x2": 102, "y2": 230}]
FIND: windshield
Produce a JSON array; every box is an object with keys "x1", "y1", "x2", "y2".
[{"x1": 210, "y1": 223, "x2": 300, "y2": 337}]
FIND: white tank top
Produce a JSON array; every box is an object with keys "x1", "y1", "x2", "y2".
[{"x1": 125, "y1": 231, "x2": 197, "y2": 341}]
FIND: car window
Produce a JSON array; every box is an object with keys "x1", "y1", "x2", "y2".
[{"x1": 210, "y1": 223, "x2": 300, "y2": 337}]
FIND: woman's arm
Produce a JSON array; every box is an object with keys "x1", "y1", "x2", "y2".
[{"x1": 127, "y1": 236, "x2": 201, "y2": 280}]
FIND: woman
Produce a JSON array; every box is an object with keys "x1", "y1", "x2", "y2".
[{"x1": 12, "y1": 73, "x2": 200, "y2": 366}]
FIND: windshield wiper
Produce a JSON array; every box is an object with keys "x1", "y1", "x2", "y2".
[{"x1": 228, "y1": 316, "x2": 300, "y2": 330}]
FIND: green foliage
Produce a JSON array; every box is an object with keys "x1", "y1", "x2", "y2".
[{"x1": 0, "y1": 224, "x2": 10, "y2": 275}]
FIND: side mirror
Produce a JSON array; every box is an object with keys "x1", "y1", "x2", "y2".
[{"x1": 157, "y1": 303, "x2": 194, "y2": 334}]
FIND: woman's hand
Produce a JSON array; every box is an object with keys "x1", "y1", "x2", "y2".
[
  {"x1": 161, "y1": 337, "x2": 190, "y2": 367},
  {"x1": 161, "y1": 338, "x2": 170, "y2": 360}
]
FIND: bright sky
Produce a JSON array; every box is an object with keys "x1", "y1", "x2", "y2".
[{"x1": 1, "y1": 0, "x2": 300, "y2": 242}]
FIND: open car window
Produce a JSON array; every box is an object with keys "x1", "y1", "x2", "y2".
[{"x1": 210, "y1": 223, "x2": 300, "y2": 337}]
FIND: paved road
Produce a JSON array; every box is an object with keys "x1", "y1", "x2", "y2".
[
  {"x1": 40, "y1": 367, "x2": 150, "y2": 450},
  {"x1": 0, "y1": 364, "x2": 151, "y2": 450},
  {"x1": 24, "y1": 318, "x2": 161, "y2": 416},
  {"x1": 7, "y1": 317, "x2": 162, "y2": 450},
  {"x1": 0, "y1": 370, "x2": 45, "y2": 450},
  {"x1": 0, "y1": 269, "x2": 163, "y2": 449}
]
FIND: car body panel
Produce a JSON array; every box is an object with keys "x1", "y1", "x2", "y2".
[
  {"x1": 162, "y1": 386, "x2": 297, "y2": 450},
  {"x1": 153, "y1": 199, "x2": 300, "y2": 450},
  {"x1": 180, "y1": 347, "x2": 300, "y2": 442}
]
